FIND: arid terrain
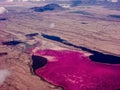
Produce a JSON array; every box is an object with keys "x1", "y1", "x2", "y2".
[{"x1": 0, "y1": 2, "x2": 120, "y2": 90}]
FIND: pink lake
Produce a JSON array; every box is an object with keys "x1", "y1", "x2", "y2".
[{"x1": 33, "y1": 49, "x2": 120, "y2": 90}]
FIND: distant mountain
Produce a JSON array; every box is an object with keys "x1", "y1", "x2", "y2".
[
  {"x1": 71, "y1": 0, "x2": 82, "y2": 7},
  {"x1": 31, "y1": 3, "x2": 64, "y2": 12},
  {"x1": 1, "y1": 0, "x2": 120, "y2": 4}
]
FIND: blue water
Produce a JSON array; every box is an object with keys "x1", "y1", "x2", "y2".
[
  {"x1": 0, "y1": 18, "x2": 7, "y2": 21},
  {"x1": 108, "y1": 15, "x2": 120, "y2": 19},
  {"x1": 2, "y1": 40, "x2": 22, "y2": 46},
  {"x1": 25, "y1": 33, "x2": 39, "y2": 37},
  {"x1": 41, "y1": 33, "x2": 120, "y2": 64},
  {"x1": 32, "y1": 55, "x2": 48, "y2": 72}
]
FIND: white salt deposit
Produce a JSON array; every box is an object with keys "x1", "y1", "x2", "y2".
[
  {"x1": 0, "y1": 69, "x2": 10, "y2": 86},
  {"x1": 0, "y1": 7, "x2": 8, "y2": 14}
]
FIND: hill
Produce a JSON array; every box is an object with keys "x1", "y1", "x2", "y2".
[{"x1": 31, "y1": 3, "x2": 64, "y2": 12}]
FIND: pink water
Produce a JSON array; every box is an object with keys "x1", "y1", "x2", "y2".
[{"x1": 33, "y1": 49, "x2": 120, "y2": 90}]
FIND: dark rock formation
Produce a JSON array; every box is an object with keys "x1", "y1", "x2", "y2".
[
  {"x1": 31, "y1": 3, "x2": 64, "y2": 12},
  {"x1": 0, "y1": 52, "x2": 8, "y2": 56}
]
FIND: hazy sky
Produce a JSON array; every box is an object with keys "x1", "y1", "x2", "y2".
[{"x1": 0, "y1": 0, "x2": 119, "y2": 2}]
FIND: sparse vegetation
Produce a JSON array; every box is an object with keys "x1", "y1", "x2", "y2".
[{"x1": 70, "y1": 11, "x2": 93, "y2": 15}]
